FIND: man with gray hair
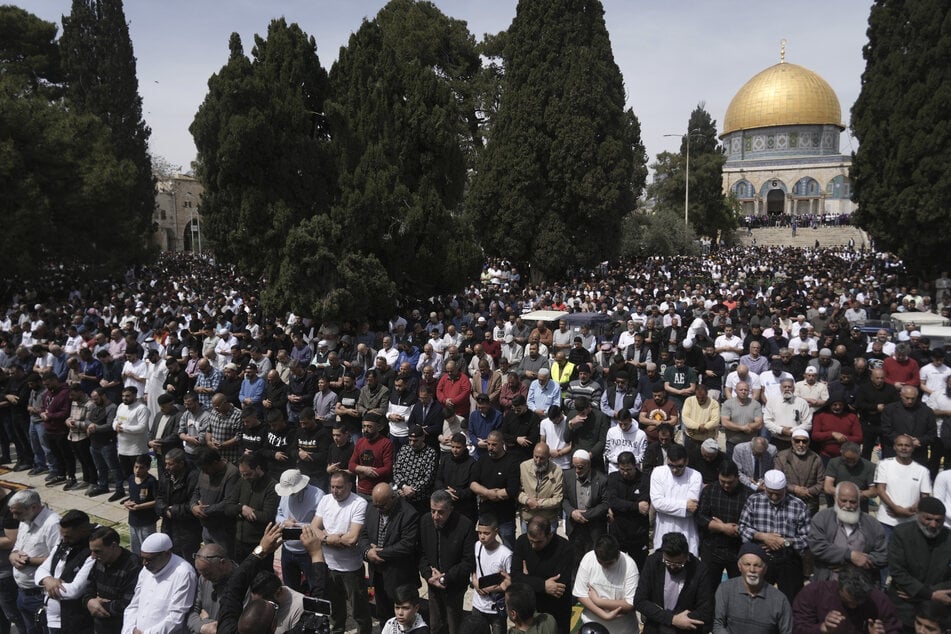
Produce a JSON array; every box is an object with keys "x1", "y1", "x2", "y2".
[
  {"x1": 8, "y1": 489, "x2": 60, "y2": 634},
  {"x1": 418, "y1": 489, "x2": 475, "y2": 634},
  {"x1": 720, "y1": 380, "x2": 764, "y2": 457},
  {"x1": 808, "y1": 481, "x2": 887, "y2": 582},
  {"x1": 527, "y1": 368, "x2": 561, "y2": 420},
  {"x1": 764, "y1": 377, "x2": 813, "y2": 452}
]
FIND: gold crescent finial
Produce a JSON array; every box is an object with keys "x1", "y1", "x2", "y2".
[{"x1": 780, "y1": 38, "x2": 787, "y2": 63}]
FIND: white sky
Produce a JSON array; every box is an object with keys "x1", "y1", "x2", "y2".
[{"x1": 20, "y1": 0, "x2": 872, "y2": 173}]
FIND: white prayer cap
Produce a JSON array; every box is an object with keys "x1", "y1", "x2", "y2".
[
  {"x1": 763, "y1": 470, "x2": 787, "y2": 490},
  {"x1": 572, "y1": 449, "x2": 591, "y2": 462},
  {"x1": 141, "y1": 533, "x2": 173, "y2": 553}
]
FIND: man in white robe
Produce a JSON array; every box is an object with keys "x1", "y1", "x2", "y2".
[{"x1": 649, "y1": 442, "x2": 703, "y2": 555}]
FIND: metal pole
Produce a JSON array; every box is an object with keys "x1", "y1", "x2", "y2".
[
  {"x1": 685, "y1": 140, "x2": 690, "y2": 228},
  {"x1": 196, "y1": 212, "x2": 202, "y2": 254}
]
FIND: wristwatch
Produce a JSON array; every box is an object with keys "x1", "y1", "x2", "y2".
[
  {"x1": 783, "y1": 539, "x2": 790, "y2": 548},
  {"x1": 252, "y1": 545, "x2": 266, "y2": 558}
]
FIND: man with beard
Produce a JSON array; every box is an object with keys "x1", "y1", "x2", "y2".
[
  {"x1": 764, "y1": 377, "x2": 813, "y2": 452},
  {"x1": 517, "y1": 442, "x2": 563, "y2": 532},
  {"x1": 739, "y1": 469, "x2": 811, "y2": 602},
  {"x1": 721, "y1": 381, "x2": 764, "y2": 457},
  {"x1": 650, "y1": 443, "x2": 703, "y2": 555},
  {"x1": 392, "y1": 425, "x2": 438, "y2": 513},
  {"x1": 511, "y1": 517, "x2": 574, "y2": 634},
  {"x1": 633, "y1": 531, "x2": 712, "y2": 634},
  {"x1": 775, "y1": 429, "x2": 825, "y2": 515},
  {"x1": 565, "y1": 396, "x2": 610, "y2": 472},
  {"x1": 605, "y1": 451, "x2": 650, "y2": 569},
  {"x1": 792, "y1": 562, "x2": 900, "y2": 634},
  {"x1": 855, "y1": 368, "x2": 899, "y2": 461},
  {"x1": 697, "y1": 461, "x2": 749, "y2": 592},
  {"x1": 808, "y1": 481, "x2": 887, "y2": 582},
  {"x1": 122, "y1": 533, "x2": 197, "y2": 634},
  {"x1": 714, "y1": 543, "x2": 792, "y2": 634},
  {"x1": 348, "y1": 413, "x2": 394, "y2": 498},
  {"x1": 638, "y1": 382, "x2": 679, "y2": 444},
  {"x1": 470, "y1": 430, "x2": 521, "y2": 549},
  {"x1": 887, "y1": 497, "x2": 951, "y2": 631},
  {"x1": 882, "y1": 386, "x2": 937, "y2": 464},
  {"x1": 155, "y1": 448, "x2": 202, "y2": 562}
]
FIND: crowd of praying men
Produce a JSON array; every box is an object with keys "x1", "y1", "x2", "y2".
[{"x1": 1, "y1": 247, "x2": 951, "y2": 634}]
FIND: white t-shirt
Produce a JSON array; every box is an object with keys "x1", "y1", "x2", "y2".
[
  {"x1": 316, "y1": 493, "x2": 367, "y2": 572},
  {"x1": 471, "y1": 541, "x2": 512, "y2": 614},
  {"x1": 604, "y1": 425, "x2": 647, "y2": 473},
  {"x1": 540, "y1": 417, "x2": 571, "y2": 469},
  {"x1": 874, "y1": 458, "x2": 932, "y2": 526},
  {"x1": 572, "y1": 550, "x2": 640, "y2": 634},
  {"x1": 933, "y1": 470, "x2": 951, "y2": 529}
]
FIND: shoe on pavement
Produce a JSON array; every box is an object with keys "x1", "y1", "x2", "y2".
[
  {"x1": 87, "y1": 487, "x2": 109, "y2": 497},
  {"x1": 107, "y1": 491, "x2": 126, "y2": 502},
  {"x1": 62, "y1": 479, "x2": 81, "y2": 491},
  {"x1": 29, "y1": 466, "x2": 49, "y2": 476},
  {"x1": 13, "y1": 463, "x2": 33, "y2": 472},
  {"x1": 46, "y1": 476, "x2": 67, "y2": 487}
]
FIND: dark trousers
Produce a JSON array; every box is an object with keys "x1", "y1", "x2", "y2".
[
  {"x1": 4, "y1": 412, "x2": 31, "y2": 466},
  {"x1": 700, "y1": 543, "x2": 740, "y2": 593},
  {"x1": 427, "y1": 586, "x2": 466, "y2": 634},
  {"x1": 118, "y1": 453, "x2": 147, "y2": 481},
  {"x1": 47, "y1": 433, "x2": 75, "y2": 479},
  {"x1": 91, "y1": 442, "x2": 123, "y2": 492},
  {"x1": 70, "y1": 437, "x2": 99, "y2": 483},
  {"x1": 16, "y1": 588, "x2": 44, "y2": 634},
  {"x1": 766, "y1": 550, "x2": 804, "y2": 604},
  {"x1": 460, "y1": 609, "x2": 505, "y2": 634},
  {"x1": 861, "y1": 424, "x2": 882, "y2": 460},
  {"x1": 327, "y1": 568, "x2": 371, "y2": 634}
]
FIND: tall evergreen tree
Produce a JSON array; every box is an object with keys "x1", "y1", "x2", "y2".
[
  {"x1": 851, "y1": 0, "x2": 951, "y2": 276},
  {"x1": 60, "y1": 0, "x2": 154, "y2": 262},
  {"x1": 650, "y1": 103, "x2": 736, "y2": 240},
  {"x1": 266, "y1": 0, "x2": 482, "y2": 321},
  {"x1": 190, "y1": 20, "x2": 333, "y2": 280},
  {"x1": 467, "y1": 0, "x2": 646, "y2": 278},
  {"x1": 0, "y1": 7, "x2": 137, "y2": 281}
]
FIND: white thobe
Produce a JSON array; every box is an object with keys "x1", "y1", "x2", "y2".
[
  {"x1": 649, "y1": 465, "x2": 703, "y2": 554},
  {"x1": 122, "y1": 555, "x2": 197, "y2": 634}
]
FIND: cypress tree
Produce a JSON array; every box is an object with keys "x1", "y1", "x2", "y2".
[
  {"x1": 467, "y1": 0, "x2": 646, "y2": 278},
  {"x1": 850, "y1": 0, "x2": 951, "y2": 275}
]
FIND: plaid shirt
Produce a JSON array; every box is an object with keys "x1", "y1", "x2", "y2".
[
  {"x1": 195, "y1": 367, "x2": 223, "y2": 408},
  {"x1": 81, "y1": 548, "x2": 142, "y2": 623},
  {"x1": 697, "y1": 483, "x2": 749, "y2": 555},
  {"x1": 738, "y1": 491, "x2": 810, "y2": 553},
  {"x1": 208, "y1": 405, "x2": 243, "y2": 463}
]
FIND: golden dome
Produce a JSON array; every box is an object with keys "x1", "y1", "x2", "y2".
[{"x1": 722, "y1": 62, "x2": 843, "y2": 136}]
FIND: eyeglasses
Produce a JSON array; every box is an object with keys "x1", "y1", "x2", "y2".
[
  {"x1": 193, "y1": 554, "x2": 226, "y2": 562},
  {"x1": 662, "y1": 558, "x2": 686, "y2": 570}
]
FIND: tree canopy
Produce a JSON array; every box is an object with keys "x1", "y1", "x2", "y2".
[
  {"x1": 0, "y1": 4, "x2": 148, "y2": 281},
  {"x1": 60, "y1": 0, "x2": 155, "y2": 264},
  {"x1": 649, "y1": 103, "x2": 735, "y2": 240},
  {"x1": 850, "y1": 0, "x2": 951, "y2": 276},
  {"x1": 190, "y1": 20, "x2": 334, "y2": 280},
  {"x1": 467, "y1": 0, "x2": 646, "y2": 279}
]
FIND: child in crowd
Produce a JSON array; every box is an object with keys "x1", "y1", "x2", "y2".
[
  {"x1": 465, "y1": 513, "x2": 513, "y2": 634},
  {"x1": 382, "y1": 584, "x2": 430, "y2": 634},
  {"x1": 124, "y1": 453, "x2": 158, "y2": 554}
]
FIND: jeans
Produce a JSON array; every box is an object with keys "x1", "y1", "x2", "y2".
[
  {"x1": 497, "y1": 520, "x2": 516, "y2": 551},
  {"x1": 327, "y1": 568, "x2": 371, "y2": 634},
  {"x1": 129, "y1": 524, "x2": 156, "y2": 556},
  {"x1": 0, "y1": 575, "x2": 21, "y2": 634},
  {"x1": 90, "y1": 442, "x2": 124, "y2": 492},
  {"x1": 29, "y1": 421, "x2": 52, "y2": 472},
  {"x1": 16, "y1": 587, "x2": 44, "y2": 634},
  {"x1": 281, "y1": 548, "x2": 324, "y2": 595}
]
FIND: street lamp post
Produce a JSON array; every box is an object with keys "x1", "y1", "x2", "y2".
[{"x1": 664, "y1": 128, "x2": 704, "y2": 228}]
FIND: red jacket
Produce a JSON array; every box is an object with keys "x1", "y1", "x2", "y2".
[
  {"x1": 811, "y1": 411, "x2": 863, "y2": 457},
  {"x1": 437, "y1": 373, "x2": 471, "y2": 416},
  {"x1": 42, "y1": 383, "x2": 71, "y2": 434},
  {"x1": 883, "y1": 356, "x2": 920, "y2": 388},
  {"x1": 348, "y1": 435, "x2": 393, "y2": 495}
]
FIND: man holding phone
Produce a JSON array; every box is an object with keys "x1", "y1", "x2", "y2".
[{"x1": 274, "y1": 469, "x2": 323, "y2": 595}]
